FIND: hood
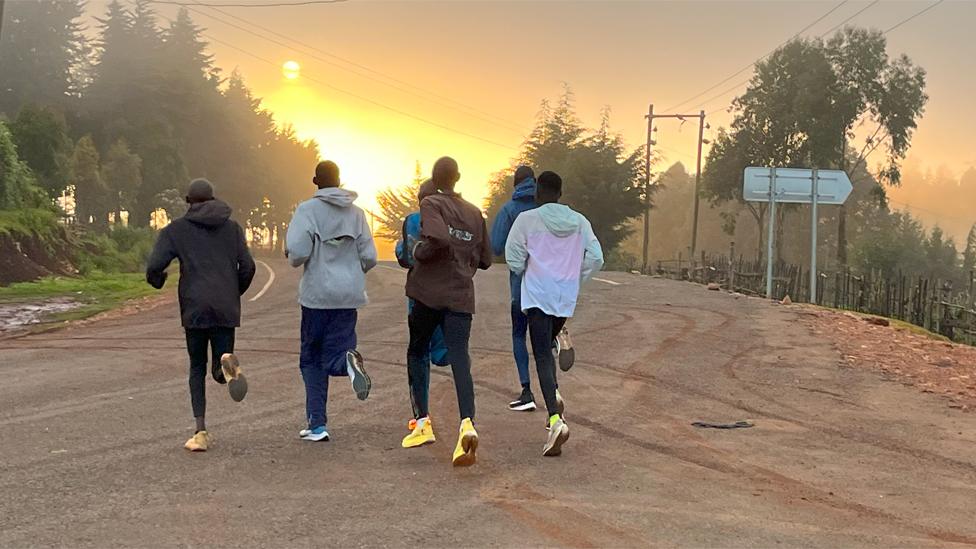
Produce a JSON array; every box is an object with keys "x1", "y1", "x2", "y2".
[
  {"x1": 314, "y1": 186, "x2": 358, "y2": 207},
  {"x1": 511, "y1": 177, "x2": 536, "y2": 202},
  {"x1": 184, "y1": 199, "x2": 232, "y2": 227},
  {"x1": 537, "y1": 203, "x2": 582, "y2": 237}
]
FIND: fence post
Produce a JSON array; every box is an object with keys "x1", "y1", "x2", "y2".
[{"x1": 728, "y1": 241, "x2": 735, "y2": 291}]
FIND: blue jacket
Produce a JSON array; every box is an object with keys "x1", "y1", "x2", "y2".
[
  {"x1": 490, "y1": 177, "x2": 537, "y2": 257},
  {"x1": 395, "y1": 211, "x2": 422, "y2": 268}
]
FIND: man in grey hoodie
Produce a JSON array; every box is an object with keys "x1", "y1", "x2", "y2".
[{"x1": 285, "y1": 160, "x2": 378, "y2": 442}]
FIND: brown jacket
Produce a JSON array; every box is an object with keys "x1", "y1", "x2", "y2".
[{"x1": 406, "y1": 191, "x2": 492, "y2": 314}]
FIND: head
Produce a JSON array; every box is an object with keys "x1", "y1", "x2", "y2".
[
  {"x1": 431, "y1": 156, "x2": 460, "y2": 192},
  {"x1": 513, "y1": 165, "x2": 534, "y2": 187},
  {"x1": 185, "y1": 178, "x2": 215, "y2": 204},
  {"x1": 535, "y1": 171, "x2": 562, "y2": 205},
  {"x1": 417, "y1": 178, "x2": 437, "y2": 205},
  {"x1": 313, "y1": 160, "x2": 340, "y2": 189}
]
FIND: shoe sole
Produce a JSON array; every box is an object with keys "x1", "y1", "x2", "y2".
[
  {"x1": 558, "y1": 347, "x2": 575, "y2": 372},
  {"x1": 453, "y1": 432, "x2": 478, "y2": 467},
  {"x1": 543, "y1": 423, "x2": 570, "y2": 457},
  {"x1": 347, "y1": 351, "x2": 371, "y2": 401},
  {"x1": 301, "y1": 432, "x2": 330, "y2": 442},
  {"x1": 221, "y1": 354, "x2": 248, "y2": 402},
  {"x1": 402, "y1": 435, "x2": 436, "y2": 449},
  {"x1": 508, "y1": 401, "x2": 537, "y2": 412}
]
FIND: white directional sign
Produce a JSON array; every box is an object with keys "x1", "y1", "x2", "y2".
[{"x1": 743, "y1": 167, "x2": 852, "y2": 205}]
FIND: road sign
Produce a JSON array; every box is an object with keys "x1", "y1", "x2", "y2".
[
  {"x1": 743, "y1": 167, "x2": 852, "y2": 205},
  {"x1": 742, "y1": 166, "x2": 853, "y2": 300}
]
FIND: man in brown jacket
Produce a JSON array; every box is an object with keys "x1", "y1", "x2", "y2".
[{"x1": 401, "y1": 156, "x2": 492, "y2": 467}]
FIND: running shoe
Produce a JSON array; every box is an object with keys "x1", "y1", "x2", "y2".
[
  {"x1": 508, "y1": 388, "x2": 537, "y2": 412},
  {"x1": 452, "y1": 418, "x2": 478, "y2": 467},
  {"x1": 346, "y1": 350, "x2": 371, "y2": 401},
  {"x1": 184, "y1": 430, "x2": 211, "y2": 452},
  {"x1": 556, "y1": 327, "x2": 575, "y2": 372},
  {"x1": 220, "y1": 353, "x2": 248, "y2": 402},
  {"x1": 402, "y1": 417, "x2": 436, "y2": 448},
  {"x1": 300, "y1": 425, "x2": 330, "y2": 442},
  {"x1": 543, "y1": 417, "x2": 570, "y2": 457}
]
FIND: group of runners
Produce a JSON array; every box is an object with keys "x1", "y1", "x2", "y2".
[{"x1": 146, "y1": 156, "x2": 604, "y2": 466}]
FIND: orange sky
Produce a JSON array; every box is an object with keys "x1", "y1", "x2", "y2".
[{"x1": 87, "y1": 0, "x2": 975, "y2": 215}]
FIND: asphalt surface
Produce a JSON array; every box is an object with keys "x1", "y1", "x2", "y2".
[{"x1": 2, "y1": 259, "x2": 975, "y2": 548}]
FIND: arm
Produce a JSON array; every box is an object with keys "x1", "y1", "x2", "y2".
[
  {"x1": 357, "y1": 211, "x2": 378, "y2": 273},
  {"x1": 504, "y1": 216, "x2": 529, "y2": 276},
  {"x1": 236, "y1": 223, "x2": 257, "y2": 295},
  {"x1": 395, "y1": 217, "x2": 411, "y2": 269},
  {"x1": 145, "y1": 228, "x2": 176, "y2": 289},
  {"x1": 413, "y1": 198, "x2": 449, "y2": 263},
  {"x1": 284, "y1": 207, "x2": 314, "y2": 268},
  {"x1": 580, "y1": 219, "x2": 605, "y2": 282},
  {"x1": 489, "y1": 204, "x2": 513, "y2": 257},
  {"x1": 479, "y1": 216, "x2": 492, "y2": 270}
]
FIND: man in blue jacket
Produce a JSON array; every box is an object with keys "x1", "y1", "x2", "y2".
[{"x1": 491, "y1": 165, "x2": 547, "y2": 411}]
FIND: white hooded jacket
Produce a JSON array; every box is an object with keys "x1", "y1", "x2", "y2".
[{"x1": 505, "y1": 202, "x2": 604, "y2": 318}]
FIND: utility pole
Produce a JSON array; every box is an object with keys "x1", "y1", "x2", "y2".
[
  {"x1": 642, "y1": 105, "x2": 708, "y2": 267},
  {"x1": 641, "y1": 104, "x2": 654, "y2": 274},
  {"x1": 0, "y1": 0, "x2": 6, "y2": 40},
  {"x1": 690, "y1": 109, "x2": 706, "y2": 256}
]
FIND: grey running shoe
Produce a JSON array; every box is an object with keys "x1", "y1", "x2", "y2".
[
  {"x1": 543, "y1": 418, "x2": 570, "y2": 457},
  {"x1": 556, "y1": 327, "x2": 575, "y2": 372},
  {"x1": 347, "y1": 350, "x2": 371, "y2": 400},
  {"x1": 220, "y1": 353, "x2": 248, "y2": 402}
]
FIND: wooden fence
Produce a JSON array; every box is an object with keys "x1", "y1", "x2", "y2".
[{"x1": 654, "y1": 249, "x2": 976, "y2": 346}]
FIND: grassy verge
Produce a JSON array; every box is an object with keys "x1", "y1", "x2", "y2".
[{"x1": 0, "y1": 272, "x2": 164, "y2": 325}]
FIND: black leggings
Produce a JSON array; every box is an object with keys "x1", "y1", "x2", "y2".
[
  {"x1": 526, "y1": 308, "x2": 566, "y2": 417},
  {"x1": 185, "y1": 327, "x2": 235, "y2": 418},
  {"x1": 407, "y1": 300, "x2": 475, "y2": 421}
]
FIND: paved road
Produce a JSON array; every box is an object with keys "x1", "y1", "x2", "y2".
[{"x1": 2, "y1": 260, "x2": 975, "y2": 548}]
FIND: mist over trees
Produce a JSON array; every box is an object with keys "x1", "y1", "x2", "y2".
[{"x1": 0, "y1": 0, "x2": 318, "y2": 246}]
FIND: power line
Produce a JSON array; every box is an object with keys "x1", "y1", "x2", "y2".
[
  {"x1": 662, "y1": 0, "x2": 849, "y2": 114},
  {"x1": 193, "y1": 29, "x2": 517, "y2": 151},
  {"x1": 179, "y1": 1, "x2": 528, "y2": 135},
  {"x1": 884, "y1": 0, "x2": 944, "y2": 33},
  {"x1": 149, "y1": 0, "x2": 348, "y2": 7}
]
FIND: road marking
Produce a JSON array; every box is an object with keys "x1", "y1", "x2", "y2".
[
  {"x1": 593, "y1": 277, "x2": 621, "y2": 286},
  {"x1": 249, "y1": 260, "x2": 276, "y2": 302}
]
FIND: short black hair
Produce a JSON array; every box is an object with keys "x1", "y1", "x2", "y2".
[
  {"x1": 314, "y1": 160, "x2": 340, "y2": 187},
  {"x1": 186, "y1": 178, "x2": 214, "y2": 203},
  {"x1": 537, "y1": 171, "x2": 562, "y2": 195}
]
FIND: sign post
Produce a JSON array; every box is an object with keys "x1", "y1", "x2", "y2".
[{"x1": 744, "y1": 167, "x2": 852, "y2": 301}]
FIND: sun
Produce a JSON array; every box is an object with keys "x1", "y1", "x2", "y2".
[{"x1": 282, "y1": 60, "x2": 301, "y2": 80}]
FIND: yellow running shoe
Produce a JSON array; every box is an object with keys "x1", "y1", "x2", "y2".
[
  {"x1": 402, "y1": 417, "x2": 436, "y2": 448},
  {"x1": 451, "y1": 418, "x2": 478, "y2": 467},
  {"x1": 184, "y1": 430, "x2": 211, "y2": 452}
]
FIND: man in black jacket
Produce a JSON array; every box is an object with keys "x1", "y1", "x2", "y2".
[{"x1": 146, "y1": 179, "x2": 256, "y2": 452}]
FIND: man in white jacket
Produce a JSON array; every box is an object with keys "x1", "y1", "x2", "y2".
[
  {"x1": 285, "y1": 160, "x2": 378, "y2": 443},
  {"x1": 505, "y1": 170, "x2": 604, "y2": 457}
]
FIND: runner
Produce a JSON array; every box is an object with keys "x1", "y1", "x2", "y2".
[
  {"x1": 401, "y1": 156, "x2": 492, "y2": 467},
  {"x1": 395, "y1": 178, "x2": 450, "y2": 432},
  {"x1": 505, "y1": 170, "x2": 604, "y2": 456},
  {"x1": 489, "y1": 165, "x2": 540, "y2": 411},
  {"x1": 146, "y1": 178, "x2": 256, "y2": 452},
  {"x1": 285, "y1": 160, "x2": 377, "y2": 443}
]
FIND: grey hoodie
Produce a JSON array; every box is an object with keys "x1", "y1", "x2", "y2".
[{"x1": 285, "y1": 187, "x2": 378, "y2": 309}]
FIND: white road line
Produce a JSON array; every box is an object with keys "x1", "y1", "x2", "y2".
[
  {"x1": 592, "y1": 277, "x2": 621, "y2": 286},
  {"x1": 249, "y1": 260, "x2": 276, "y2": 302}
]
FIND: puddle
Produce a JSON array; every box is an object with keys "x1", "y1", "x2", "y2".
[{"x1": 0, "y1": 298, "x2": 83, "y2": 334}]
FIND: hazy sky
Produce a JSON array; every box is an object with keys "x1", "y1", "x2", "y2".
[{"x1": 84, "y1": 0, "x2": 975, "y2": 212}]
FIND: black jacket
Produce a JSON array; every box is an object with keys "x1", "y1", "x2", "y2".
[{"x1": 146, "y1": 199, "x2": 256, "y2": 329}]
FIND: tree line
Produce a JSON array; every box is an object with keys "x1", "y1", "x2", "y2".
[{"x1": 0, "y1": 0, "x2": 317, "y2": 247}]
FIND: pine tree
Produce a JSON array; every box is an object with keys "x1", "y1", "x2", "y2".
[
  {"x1": 101, "y1": 139, "x2": 142, "y2": 224},
  {"x1": 963, "y1": 224, "x2": 976, "y2": 277},
  {"x1": 0, "y1": 0, "x2": 87, "y2": 115},
  {"x1": 70, "y1": 136, "x2": 106, "y2": 228},
  {"x1": 376, "y1": 161, "x2": 426, "y2": 241}
]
